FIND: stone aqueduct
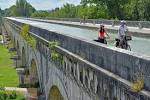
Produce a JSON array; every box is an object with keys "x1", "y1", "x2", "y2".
[{"x1": 2, "y1": 17, "x2": 150, "y2": 100}]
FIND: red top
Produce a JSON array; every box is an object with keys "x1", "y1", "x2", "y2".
[{"x1": 99, "y1": 31, "x2": 105, "y2": 39}]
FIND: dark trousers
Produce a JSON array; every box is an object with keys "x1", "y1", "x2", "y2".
[{"x1": 98, "y1": 38, "x2": 107, "y2": 44}]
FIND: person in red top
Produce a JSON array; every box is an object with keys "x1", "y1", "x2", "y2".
[{"x1": 98, "y1": 24, "x2": 109, "y2": 44}]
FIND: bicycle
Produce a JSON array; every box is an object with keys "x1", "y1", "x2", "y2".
[{"x1": 115, "y1": 36, "x2": 131, "y2": 51}]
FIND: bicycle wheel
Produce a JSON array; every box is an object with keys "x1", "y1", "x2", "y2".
[
  {"x1": 104, "y1": 39, "x2": 107, "y2": 44},
  {"x1": 127, "y1": 44, "x2": 131, "y2": 51}
]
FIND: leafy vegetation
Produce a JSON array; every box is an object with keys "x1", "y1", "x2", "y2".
[
  {"x1": 131, "y1": 79, "x2": 144, "y2": 92},
  {"x1": 0, "y1": 8, "x2": 4, "y2": 17},
  {"x1": 44, "y1": 3, "x2": 108, "y2": 19},
  {"x1": 33, "y1": 0, "x2": 150, "y2": 21},
  {"x1": 130, "y1": 68, "x2": 144, "y2": 92},
  {"x1": 1, "y1": 0, "x2": 150, "y2": 20},
  {"x1": 48, "y1": 41, "x2": 63, "y2": 63},
  {"x1": 21, "y1": 24, "x2": 36, "y2": 48},
  {"x1": 0, "y1": 90, "x2": 25, "y2": 100},
  {"x1": 48, "y1": 41, "x2": 59, "y2": 60},
  {"x1": 31, "y1": 11, "x2": 49, "y2": 18},
  {"x1": 0, "y1": 44, "x2": 19, "y2": 87}
]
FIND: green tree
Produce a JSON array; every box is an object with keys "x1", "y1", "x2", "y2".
[
  {"x1": 0, "y1": 8, "x2": 2, "y2": 34},
  {"x1": 144, "y1": 1, "x2": 150, "y2": 20},
  {"x1": 31, "y1": 11, "x2": 49, "y2": 17},
  {"x1": 15, "y1": 0, "x2": 35, "y2": 16},
  {"x1": 3, "y1": 5, "x2": 17, "y2": 16},
  {"x1": 1, "y1": 0, "x2": 148, "y2": 21},
  {"x1": 3, "y1": 0, "x2": 35, "y2": 17},
  {"x1": 48, "y1": 3, "x2": 77, "y2": 18},
  {"x1": 124, "y1": 0, "x2": 150, "y2": 20},
  {"x1": 81, "y1": 0, "x2": 128, "y2": 19}
]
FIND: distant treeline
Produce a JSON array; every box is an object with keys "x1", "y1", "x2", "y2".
[
  {"x1": 32, "y1": 0, "x2": 150, "y2": 21},
  {"x1": 0, "y1": 0, "x2": 150, "y2": 21}
]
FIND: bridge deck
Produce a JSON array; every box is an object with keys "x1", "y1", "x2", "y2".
[
  {"x1": 26, "y1": 18, "x2": 150, "y2": 35},
  {"x1": 8, "y1": 17, "x2": 150, "y2": 57}
]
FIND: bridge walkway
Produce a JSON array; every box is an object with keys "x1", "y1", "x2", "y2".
[{"x1": 26, "y1": 18, "x2": 150, "y2": 35}]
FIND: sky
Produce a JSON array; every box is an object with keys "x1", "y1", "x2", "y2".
[{"x1": 0, "y1": 0, "x2": 81, "y2": 10}]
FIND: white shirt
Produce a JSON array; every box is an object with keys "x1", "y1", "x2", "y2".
[{"x1": 118, "y1": 25, "x2": 128, "y2": 39}]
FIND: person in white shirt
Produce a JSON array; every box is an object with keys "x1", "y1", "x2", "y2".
[{"x1": 116, "y1": 20, "x2": 128, "y2": 47}]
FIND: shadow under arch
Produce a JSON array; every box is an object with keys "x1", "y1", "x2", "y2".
[
  {"x1": 21, "y1": 47, "x2": 26, "y2": 67},
  {"x1": 13, "y1": 37, "x2": 16, "y2": 47},
  {"x1": 30, "y1": 59, "x2": 39, "y2": 85},
  {"x1": 48, "y1": 86, "x2": 64, "y2": 100},
  {"x1": 22, "y1": 47, "x2": 31, "y2": 84},
  {"x1": 16, "y1": 40, "x2": 20, "y2": 55}
]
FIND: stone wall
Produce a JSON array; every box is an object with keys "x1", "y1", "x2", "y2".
[
  {"x1": 30, "y1": 23, "x2": 150, "y2": 93},
  {"x1": 19, "y1": 17, "x2": 150, "y2": 38},
  {"x1": 4, "y1": 18, "x2": 150, "y2": 100},
  {"x1": 32, "y1": 17, "x2": 150, "y2": 29}
]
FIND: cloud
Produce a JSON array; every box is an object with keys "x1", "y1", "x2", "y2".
[{"x1": 0, "y1": 0, "x2": 81, "y2": 10}]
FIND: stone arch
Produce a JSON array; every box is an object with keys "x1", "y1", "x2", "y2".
[
  {"x1": 48, "y1": 86, "x2": 64, "y2": 100},
  {"x1": 21, "y1": 47, "x2": 26, "y2": 67},
  {"x1": 30, "y1": 59, "x2": 39, "y2": 85}
]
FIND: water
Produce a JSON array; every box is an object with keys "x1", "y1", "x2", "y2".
[{"x1": 9, "y1": 18, "x2": 150, "y2": 56}]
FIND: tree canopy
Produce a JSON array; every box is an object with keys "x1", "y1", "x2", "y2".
[
  {"x1": 81, "y1": 0, "x2": 150, "y2": 20},
  {"x1": 45, "y1": 0, "x2": 150, "y2": 20},
  {"x1": 2, "y1": 0, "x2": 35, "y2": 17},
  {"x1": 1, "y1": 0, "x2": 150, "y2": 21}
]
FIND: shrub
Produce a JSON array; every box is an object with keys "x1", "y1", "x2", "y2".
[
  {"x1": 131, "y1": 79, "x2": 144, "y2": 92},
  {"x1": 21, "y1": 24, "x2": 37, "y2": 48},
  {"x1": 9, "y1": 91, "x2": 17, "y2": 99},
  {"x1": 0, "y1": 90, "x2": 25, "y2": 100},
  {"x1": 48, "y1": 41, "x2": 63, "y2": 63},
  {"x1": 131, "y1": 67, "x2": 144, "y2": 92}
]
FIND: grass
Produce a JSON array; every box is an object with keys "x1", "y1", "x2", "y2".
[{"x1": 0, "y1": 44, "x2": 19, "y2": 87}]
